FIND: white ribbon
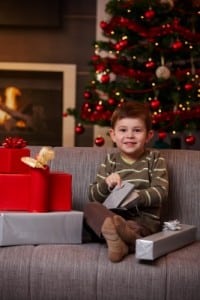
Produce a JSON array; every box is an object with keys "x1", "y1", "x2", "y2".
[{"x1": 162, "y1": 220, "x2": 181, "y2": 231}]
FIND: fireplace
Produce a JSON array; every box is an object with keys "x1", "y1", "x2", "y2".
[{"x1": 0, "y1": 63, "x2": 76, "y2": 146}]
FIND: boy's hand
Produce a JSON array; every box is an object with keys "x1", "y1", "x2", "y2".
[{"x1": 105, "y1": 173, "x2": 121, "y2": 189}]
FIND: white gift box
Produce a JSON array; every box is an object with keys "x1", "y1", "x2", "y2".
[
  {"x1": 135, "y1": 224, "x2": 197, "y2": 260},
  {"x1": 0, "y1": 211, "x2": 83, "y2": 246}
]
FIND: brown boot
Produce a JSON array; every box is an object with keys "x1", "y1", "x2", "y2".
[
  {"x1": 113, "y1": 215, "x2": 140, "y2": 245},
  {"x1": 101, "y1": 217, "x2": 128, "y2": 263}
]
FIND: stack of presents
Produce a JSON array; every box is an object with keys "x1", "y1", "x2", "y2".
[{"x1": 0, "y1": 137, "x2": 83, "y2": 246}]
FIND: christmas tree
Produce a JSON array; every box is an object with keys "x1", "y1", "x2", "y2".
[{"x1": 67, "y1": 0, "x2": 200, "y2": 147}]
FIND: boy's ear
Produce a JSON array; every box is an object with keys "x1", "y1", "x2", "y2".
[
  {"x1": 146, "y1": 130, "x2": 154, "y2": 143},
  {"x1": 109, "y1": 128, "x2": 115, "y2": 142}
]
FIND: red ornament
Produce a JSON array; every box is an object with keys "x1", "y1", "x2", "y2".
[
  {"x1": 184, "y1": 83, "x2": 193, "y2": 92},
  {"x1": 115, "y1": 39, "x2": 128, "y2": 51},
  {"x1": 91, "y1": 54, "x2": 100, "y2": 62},
  {"x1": 90, "y1": 110, "x2": 101, "y2": 122},
  {"x1": 96, "y1": 63, "x2": 106, "y2": 72},
  {"x1": 150, "y1": 99, "x2": 160, "y2": 110},
  {"x1": 62, "y1": 112, "x2": 68, "y2": 117},
  {"x1": 120, "y1": 39, "x2": 128, "y2": 48},
  {"x1": 184, "y1": 135, "x2": 196, "y2": 146},
  {"x1": 171, "y1": 40, "x2": 183, "y2": 51},
  {"x1": 108, "y1": 98, "x2": 116, "y2": 106},
  {"x1": 95, "y1": 136, "x2": 105, "y2": 147},
  {"x1": 102, "y1": 110, "x2": 112, "y2": 121},
  {"x1": 95, "y1": 102, "x2": 104, "y2": 112},
  {"x1": 75, "y1": 124, "x2": 85, "y2": 134},
  {"x1": 128, "y1": 68, "x2": 136, "y2": 77},
  {"x1": 101, "y1": 74, "x2": 110, "y2": 83},
  {"x1": 144, "y1": 9, "x2": 155, "y2": 20},
  {"x1": 145, "y1": 60, "x2": 155, "y2": 69},
  {"x1": 83, "y1": 91, "x2": 92, "y2": 99},
  {"x1": 100, "y1": 21, "x2": 108, "y2": 30},
  {"x1": 82, "y1": 101, "x2": 91, "y2": 112},
  {"x1": 158, "y1": 131, "x2": 167, "y2": 140},
  {"x1": 119, "y1": 17, "x2": 129, "y2": 26}
]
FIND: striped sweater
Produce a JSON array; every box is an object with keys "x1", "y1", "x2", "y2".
[{"x1": 88, "y1": 149, "x2": 169, "y2": 232}]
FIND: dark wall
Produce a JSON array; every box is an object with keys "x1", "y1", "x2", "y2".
[{"x1": 0, "y1": 0, "x2": 96, "y2": 146}]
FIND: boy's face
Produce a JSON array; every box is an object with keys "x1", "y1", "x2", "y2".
[{"x1": 109, "y1": 117, "x2": 153, "y2": 160}]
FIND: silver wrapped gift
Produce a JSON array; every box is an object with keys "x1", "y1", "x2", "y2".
[
  {"x1": 135, "y1": 223, "x2": 196, "y2": 260},
  {"x1": 0, "y1": 211, "x2": 83, "y2": 246}
]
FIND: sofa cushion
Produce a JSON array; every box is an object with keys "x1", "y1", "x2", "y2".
[
  {"x1": 30, "y1": 244, "x2": 102, "y2": 300},
  {"x1": 0, "y1": 245, "x2": 34, "y2": 300},
  {"x1": 97, "y1": 246, "x2": 166, "y2": 300},
  {"x1": 165, "y1": 241, "x2": 200, "y2": 300},
  {"x1": 29, "y1": 243, "x2": 167, "y2": 300}
]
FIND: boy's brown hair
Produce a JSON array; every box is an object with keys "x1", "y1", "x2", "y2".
[{"x1": 111, "y1": 101, "x2": 152, "y2": 131}]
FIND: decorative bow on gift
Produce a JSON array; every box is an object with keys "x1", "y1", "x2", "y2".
[
  {"x1": 21, "y1": 147, "x2": 55, "y2": 169},
  {"x1": 163, "y1": 220, "x2": 181, "y2": 231},
  {"x1": 2, "y1": 137, "x2": 27, "y2": 148}
]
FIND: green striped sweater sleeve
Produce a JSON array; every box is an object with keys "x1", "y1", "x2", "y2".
[
  {"x1": 136, "y1": 151, "x2": 169, "y2": 208},
  {"x1": 88, "y1": 153, "x2": 114, "y2": 203}
]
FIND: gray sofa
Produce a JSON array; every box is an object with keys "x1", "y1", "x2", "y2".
[{"x1": 0, "y1": 146, "x2": 199, "y2": 300}]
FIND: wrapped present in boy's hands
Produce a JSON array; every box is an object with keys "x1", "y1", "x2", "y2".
[{"x1": 103, "y1": 181, "x2": 139, "y2": 210}]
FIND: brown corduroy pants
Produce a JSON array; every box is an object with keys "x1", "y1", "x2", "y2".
[{"x1": 83, "y1": 202, "x2": 151, "y2": 251}]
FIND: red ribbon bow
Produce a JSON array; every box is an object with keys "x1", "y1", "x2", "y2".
[{"x1": 2, "y1": 137, "x2": 27, "y2": 149}]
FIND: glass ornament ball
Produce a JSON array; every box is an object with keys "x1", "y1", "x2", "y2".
[
  {"x1": 95, "y1": 136, "x2": 105, "y2": 147},
  {"x1": 96, "y1": 73, "x2": 110, "y2": 83},
  {"x1": 91, "y1": 54, "x2": 100, "y2": 62},
  {"x1": 171, "y1": 40, "x2": 183, "y2": 51},
  {"x1": 184, "y1": 83, "x2": 193, "y2": 92},
  {"x1": 108, "y1": 98, "x2": 116, "y2": 106},
  {"x1": 150, "y1": 98, "x2": 160, "y2": 110},
  {"x1": 144, "y1": 9, "x2": 155, "y2": 20},
  {"x1": 75, "y1": 124, "x2": 85, "y2": 134},
  {"x1": 100, "y1": 21, "x2": 108, "y2": 30},
  {"x1": 184, "y1": 135, "x2": 196, "y2": 145},
  {"x1": 145, "y1": 60, "x2": 155, "y2": 69},
  {"x1": 158, "y1": 131, "x2": 167, "y2": 140},
  {"x1": 83, "y1": 91, "x2": 92, "y2": 99},
  {"x1": 62, "y1": 112, "x2": 68, "y2": 117}
]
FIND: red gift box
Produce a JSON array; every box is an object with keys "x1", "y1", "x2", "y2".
[
  {"x1": 0, "y1": 172, "x2": 72, "y2": 212},
  {"x1": 0, "y1": 148, "x2": 30, "y2": 173},
  {"x1": 49, "y1": 173, "x2": 72, "y2": 211},
  {"x1": 0, "y1": 174, "x2": 31, "y2": 211},
  {"x1": 29, "y1": 167, "x2": 50, "y2": 212}
]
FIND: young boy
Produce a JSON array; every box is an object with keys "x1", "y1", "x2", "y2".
[{"x1": 83, "y1": 101, "x2": 169, "y2": 262}]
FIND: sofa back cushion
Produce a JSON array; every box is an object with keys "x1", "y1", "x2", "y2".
[
  {"x1": 160, "y1": 149, "x2": 200, "y2": 239},
  {"x1": 51, "y1": 147, "x2": 107, "y2": 210}
]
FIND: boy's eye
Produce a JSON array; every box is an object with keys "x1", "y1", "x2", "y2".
[
  {"x1": 134, "y1": 128, "x2": 142, "y2": 132},
  {"x1": 117, "y1": 127, "x2": 145, "y2": 133}
]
